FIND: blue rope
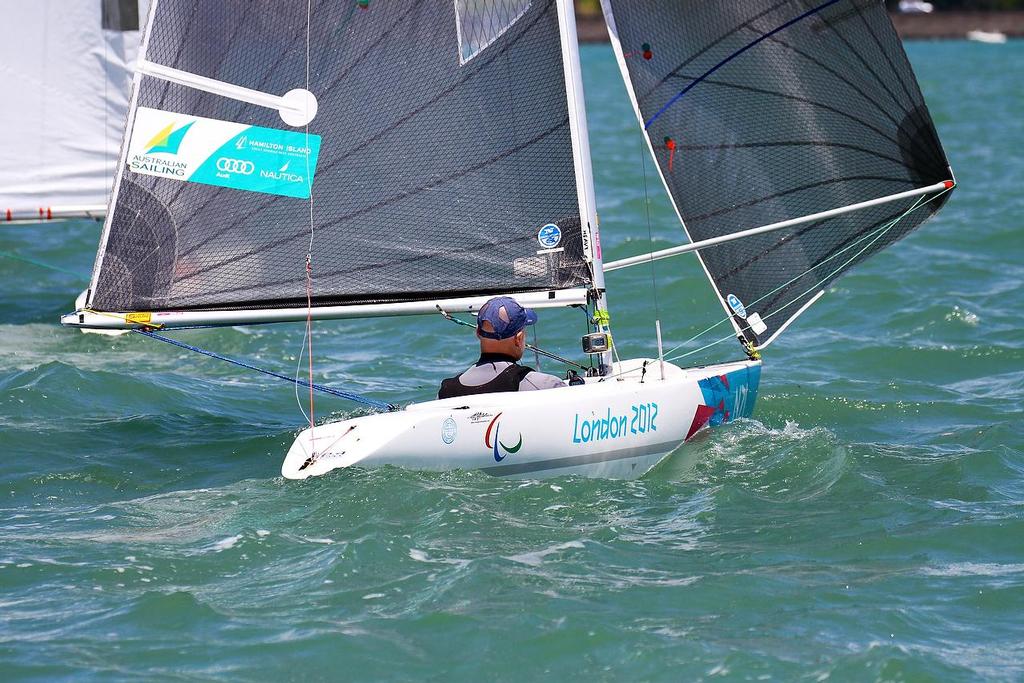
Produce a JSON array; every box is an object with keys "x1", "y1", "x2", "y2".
[
  {"x1": 645, "y1": 0, "x2": 842, "y2": 129},
  {"x1": 133, "y1": 329, "x2": 398, "y2": 413}
]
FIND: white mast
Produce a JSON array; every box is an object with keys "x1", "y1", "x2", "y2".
[{"x1": 555, "y1": 0, "x2": 612, "y2": 373}]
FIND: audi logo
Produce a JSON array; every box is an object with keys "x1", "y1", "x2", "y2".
[{"x1": 216, "y1": 158, "x2": 255, "y2": 175}]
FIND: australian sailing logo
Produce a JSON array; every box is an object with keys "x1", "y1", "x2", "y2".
[
  {"x1": 145, "y1": 121, "x2": 195, "y2": 155},
  {"x1": 129, "y1": 119, "x2": 195, "y2": 178},
  {"x1": 484, "y1": 413, "x2": 522, "y2": 462}
]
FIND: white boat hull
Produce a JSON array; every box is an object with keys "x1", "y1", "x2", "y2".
[{"x1": 282, "y1": 358, "x2": 761, "y2": 480}]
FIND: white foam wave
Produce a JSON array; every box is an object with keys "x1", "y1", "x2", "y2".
[
  {"x1": 921, "y1": 562, "x2": 1024, "y2": 577},
  {"x1": 506, "y1": 540, "x2": 586, "y2": 567}
]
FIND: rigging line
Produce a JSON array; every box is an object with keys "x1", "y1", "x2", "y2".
[
  {"x1": 293, "y1": 344, "x2": 310, "y2": 423},
  {"x1": 580, "y1": 304, "x2": 595, "y2": 372},
  {"x1": 532, "y1": 325, "x2": 541, "y2": 370},
  {"x1": 104, "y1": 22, "x2": 109, "y2": 206},
  {"x1": 715, "y1": 188, "x2": 933, "y2": 282},
  {"x1": 659, "y1": 189, "x2": 944, "y2": 362},
  {"x1": 644, "y1": 0, "x2": 843, "y2": 130},
  {"x1": 748, "y1": 193, "x2": 940, "y2": 328},
  {"x1": 132, "y1": 329, "x2": 397, "y2": 412},
  {"x1": 664, "y1": 189, "x2": 949, "y2": 364},
  {"x1": 301, "y1": 0, "x2": 316, "y2": 436},
  {"x1": 664, "y1": 238, "x2": 896, "y2": 365},
  {"x1": 639, "y1": 132, "x2": 662, "y2": 325},
  {"x1": 657, "y1": 211, "x2": 910, "y2": 360}
]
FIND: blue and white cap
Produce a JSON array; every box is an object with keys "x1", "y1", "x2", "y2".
[{"x1": 476, "y1": 296, "x2": 538, "y2": 340}]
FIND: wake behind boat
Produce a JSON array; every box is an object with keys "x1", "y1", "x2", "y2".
[{"x1": 62, "y1": 0, "x2": 954, "y2": 480}]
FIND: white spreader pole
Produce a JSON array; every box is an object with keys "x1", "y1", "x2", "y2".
[
  {"x1": 135, "y1": 59, "x2": 318, "y2": 127},
  {"x1": 604, "y1": 180, "x2": 954, "y2": 273}
]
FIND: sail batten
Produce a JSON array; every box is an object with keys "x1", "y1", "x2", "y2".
[
  {"x1": 82, "y1": 0, "x2": 592, "y2": 322},
  {"x1": 601, "y1": 0, "x2": 953, "y2": 346}
]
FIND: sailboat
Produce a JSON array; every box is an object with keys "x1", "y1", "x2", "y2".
[
  {"x1": 0, "y1": 1, "x2": 149, "y2": 223},
  {"x1": 62, "y1": 0, "x2": 954, "y2": 480}
]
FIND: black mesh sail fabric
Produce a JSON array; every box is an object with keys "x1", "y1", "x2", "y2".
[
  {"x1": 88, "y1": 0, "x2": 589, "y2": 313},
  {"x1": 602, "y1": 0, "x2": 952, "y2": 346}
]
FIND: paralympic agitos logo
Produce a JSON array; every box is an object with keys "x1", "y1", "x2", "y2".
[{"x1": 484, "y1": 413, "x2": 522, "y2": 462}]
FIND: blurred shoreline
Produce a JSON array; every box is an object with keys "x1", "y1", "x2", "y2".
[{"x1": 576, "y1": 10, "x2": 1024, "y2": 42}]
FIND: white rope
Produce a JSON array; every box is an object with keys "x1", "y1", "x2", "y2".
[{"x1": 294, "y1": 0, "x2": 316, "y2": 426}]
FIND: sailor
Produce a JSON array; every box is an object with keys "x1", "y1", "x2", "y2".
[{"x1": 438, "y1": 296, "x2": 565, "y2": 399}]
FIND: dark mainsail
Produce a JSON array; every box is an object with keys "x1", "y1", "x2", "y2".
[
  {"x1": 602, "y1": 0, "x2": 953, "y2": 347},
  {"x1": 87, "y1": 0, "x2": 590, "y2": 314}
]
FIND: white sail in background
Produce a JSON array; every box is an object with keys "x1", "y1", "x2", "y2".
[{"x1": 0, "y1": 1, "x2": 147, "y2": 222}]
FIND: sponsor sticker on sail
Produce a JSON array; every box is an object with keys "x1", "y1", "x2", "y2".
[
  {"x1": 537, "y1": 223, "x2": 562, "y2": 249},
  {"x1": 126, "y1": 107, "x2": 322, "y2": 199},
  {"x1": 726, "y1": 294, "x2": 747, "y2": 319}
]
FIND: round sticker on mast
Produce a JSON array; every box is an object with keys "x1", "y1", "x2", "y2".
[
  {"x1": 537, "y1": 224, "x2": 562, "y2": 249},
  {"x1": 727, "y1": 294, "x2": 748, "y2": 319}
]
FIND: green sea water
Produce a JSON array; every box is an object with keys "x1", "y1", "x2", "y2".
[{"x1": 1, "y1": 40, "x2": 1022, "y2": 681}]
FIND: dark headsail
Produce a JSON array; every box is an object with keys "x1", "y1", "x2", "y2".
[
  {"x1": 602, "y1": 0, "x2": 953, "y2": 347},
  {"x1": 86, "y1": 0, "x2": 590, "y2": 316}
]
